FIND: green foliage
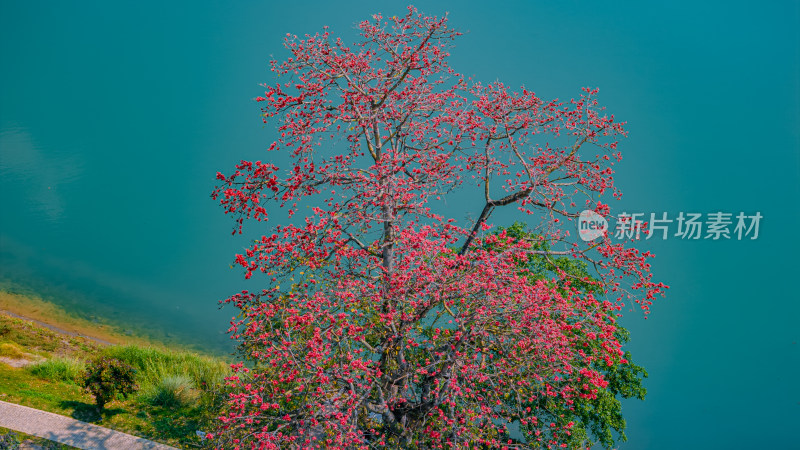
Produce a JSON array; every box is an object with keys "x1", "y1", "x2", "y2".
[
  {"x1": 491, "y1": 223, "x2": 648, "y2": 449},
  {"x1": 0, "y1": 342, "x2": 25, "y2": 358},
  {"x1": 0, "y1": 430, "x2": 21, "y2": 449},
  {"x1": 0, "y1": 314, "x2": 228, "y2": 448},
  {"x1": 516, "y1": 332, "x2": 647, "y2": 449},
  {"x1": 28, "y1": 357, "x2": 86, "y2": 384},
  {"x1": 81, "y1": 356, "x2": 138, "y2": 410},
  {"x1": 102, "y1": 345, "x2": 164, "y2": 369},
  {"x1": 103, "y1": 345, "x2": 228, "y2": 391},
  {"x1": 494, "y1": 222, "x2": 602, "y2": 294},
  {"x1": 0, "y1": 314, "x2": 96, "y2": 356},
  {"x1": 140, "y1": 374, "x2": 200, "y2": 408}
]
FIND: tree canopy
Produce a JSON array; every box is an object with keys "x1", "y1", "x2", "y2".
[{"x1": 210, "y1": 6, "x2": 665, "y2": 449}]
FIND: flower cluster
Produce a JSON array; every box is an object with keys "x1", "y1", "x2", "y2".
[{"x1": 211, "y1": 6, "x2": 664, "y2": 449}]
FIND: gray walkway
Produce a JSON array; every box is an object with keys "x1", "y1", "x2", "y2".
[{"x1": 0, "y1": 400, "x2": 178, "y2": 449}]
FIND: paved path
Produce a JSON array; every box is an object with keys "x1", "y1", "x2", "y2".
[{"x1": 0, "y1": 400, "x2": 178, "y2": 449}]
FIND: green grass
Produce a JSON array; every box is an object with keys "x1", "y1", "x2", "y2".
[
  {"x1": 0, "y1": 314, "x2": 101, "y2": 358},
  {"x1": 140, "y1": 374, "x2": 200, "y2": 408},
  {"x1": 28, "y1": 357, "x2": 86, "y2": 383},
  {"x1": 0, "y1": 313, "x2": 232, "y2": 448},
  {"x1": 0, "y1": 342, "x2": 26, "y2": 358},
  {"x1": 0, "y1": 426, "x2": 79, "y2": 449},
  {"x1": 0, "y1": 342, "x2": 25, "y2": 358},
  {"x1": 103, "y1": 344, "x2": 229, "y2": 391},
  {"x1": 0, "y1": 363, "x2": 87, "y2": 412}
]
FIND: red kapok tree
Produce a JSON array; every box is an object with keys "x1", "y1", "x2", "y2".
[{"x1": 211, "y1": 6, "x2": 666, "y2": 449}]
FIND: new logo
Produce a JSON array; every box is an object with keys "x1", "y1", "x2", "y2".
[{"x1": 578, "y1": 210, "x2": 608, "y2": 241}]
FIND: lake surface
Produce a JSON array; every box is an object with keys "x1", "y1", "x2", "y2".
[{"x1": 1, "y1": 1, "x2": 798, "y2": 448}]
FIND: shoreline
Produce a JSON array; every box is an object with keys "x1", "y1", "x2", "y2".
[
  {"x1": 0, "y1": 309, "x2": 114, "y2": 346},
  {"x1": 0, "y1": 291, "x2": 158, "y2": 349}
]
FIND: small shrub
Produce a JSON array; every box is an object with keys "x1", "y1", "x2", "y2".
[
  {"x1": 81, "y1": 356, "x2": 138, "y2": 410},
  {"x1": 0, "y1": 342, "x2": 25, "y2": 358},
  {"x1": 142, "y1": 374, "x2": 199, "y2": 408},
  {"x1": 28, "y1": 357, "x2": 85, "y2": 383},
  {"x1": 0, "y1": 430, "x2": 21, "y2": 449},
  {"x1": 104, "y1": 345, "x2": 230, "y2": 391}
]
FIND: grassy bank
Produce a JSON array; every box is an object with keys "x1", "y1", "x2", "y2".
[
  {"x1": 0, "y1": 427, "x2": 78, "y2": 449},
  {"x1": 0, "y1": 311, "x2": 231, "y2": 449},
  {"x1": 0, "y1": 290, "x2": 153, "y2": 347}
]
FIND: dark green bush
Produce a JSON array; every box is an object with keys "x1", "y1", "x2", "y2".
[
  {"x1": 81, "y1": 356, "x2": 138, "y2": 410},
  {"x1": 0, "y1": 430, "x2": 21, "y2": 449}
]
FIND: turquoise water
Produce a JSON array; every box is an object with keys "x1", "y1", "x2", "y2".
[{"x1": 1, "y1": 1, "x2": 798, "y2": 447}]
